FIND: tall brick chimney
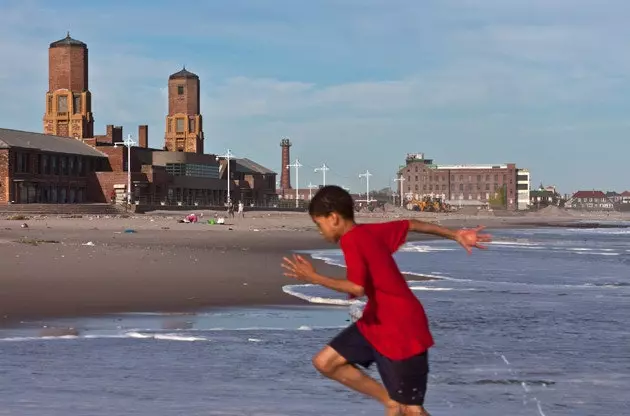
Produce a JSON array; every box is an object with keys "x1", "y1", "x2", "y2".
[
  {"x1": 138, "y1": 125, "x2": 148, "y2": 148},
  {"x1": 280, "y1": 138, "x2": 292, "y2": 190},
  {"x1": 112, "y1": 126, "x2": 123, "y2": 143}
]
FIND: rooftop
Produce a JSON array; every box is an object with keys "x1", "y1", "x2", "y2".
[
  {"x1": 169, "y1": 67, "x2": 199, "y2": 80},
  {"x1": 0, "y1": 128, "x2": 106, "y2": 158},
  {"x1": 433, "y1": 164, "x2": 508, "y2": 170},
  {"x1": 50, "y1": 32, "x2": 86, "y2": 48},
  {"x1": 233, "y1": 158, "x2": 275, "y2": 175}
]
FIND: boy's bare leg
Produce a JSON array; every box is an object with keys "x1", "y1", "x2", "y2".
[{"x1": 313, "y1": 346, "x2": 398, "y2": 408}]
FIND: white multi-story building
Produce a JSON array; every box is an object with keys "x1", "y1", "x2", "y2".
[{"x1": 516, "y1": 169, "x2": 531, "y2": 210}]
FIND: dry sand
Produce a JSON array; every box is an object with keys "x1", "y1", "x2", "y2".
[{"x1": 1, "y1": 208, "x2": 626, "y2": 325}]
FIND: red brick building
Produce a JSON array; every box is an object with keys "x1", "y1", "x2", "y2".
[
  {"x1": 398, "y1": 153, "x2": 523, "y2": 210},
  {"x1": 0, "y1": 33, "x2": 277, "y2": 208},
  {"x1": 0, "y1": 128, "x2": 107, "y2": 204}
]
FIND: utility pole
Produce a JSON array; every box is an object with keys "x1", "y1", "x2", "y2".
[
  {"x1": 287, "y1": 158, "x2": 302, "y2": 208},
  {"x1": 122, "y1": 134, "x2": 136, "y2": 205},
  {"x1": 217, "y1": 149, "x2": 234, "y2": 204},
  {"x1": 359, "y1": 170, "x2": 372, "y2": 203},
  {"x1": 394, "y1": 175, "x2": 405, "y2": 207},
  {"x1": 308, "y1": 182, "x2": 318, "y2": 200},
  {"x1": 314, "y1": 163, "x2": 329, "y2": 187}
]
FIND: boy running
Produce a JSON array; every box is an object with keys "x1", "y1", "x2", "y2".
[{"x1": 281, "y1": 185, "x2": 491, "y2": 415}]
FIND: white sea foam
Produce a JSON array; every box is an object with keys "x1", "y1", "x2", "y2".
[
  {"x1": 490, "y1": 241, "x2": 541, "y2": 247},
  {"x1": 409, "y1": 286, "x2": 475, "y2": 292},
  {"x1": 124, "y1": 332, "x2": 208, "y2": 341},
  {"x1": 282, "y1": 284, "x2": 361, "y2": 306},
  {"x1": 399, "y1": 245, "x2": 456, "y2": 253},
  {"x1": 0, "y1": 335, "x2": 79, "y2": 342}
]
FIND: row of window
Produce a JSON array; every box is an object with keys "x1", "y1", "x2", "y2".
[
  {"x1": 408, "y1": 183, "x2": 509, "y2": 192},
  {"x1": 15, "y1": 182, "x2": 86, "y2": 204},
  {"x1": 13, "y1": 152, "x2": 102, "y2": 177},
  {"x1": 167, "y1": 117, "x2": 198, "y2": 134},
  {"x1": 165, "y1": 163, "x2": 220, "y2": 179},
  {"x1": 406, "y1": 173, "x2": 510, "y2": 183},
  {"x1": 46, "y1": 94, "x2": 85, "y2": 115}
]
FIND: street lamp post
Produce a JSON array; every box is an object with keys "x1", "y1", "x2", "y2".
[
  {"x1": 287, "y1": 158, "x2": 302, "y2": 208},
  {"x1": 122, "y1": 134, "x2": 136, "y2": 205},
  {"x1": 359, "y1": 170, "x2": 372, "y2": 203},
  {"x1": 217, "y1": 149, "x2": 234, "y2": 204},
  {"x1": 314, "y1": 163, "x2": 329, "y2": 187},
  {"x1": 394, "y1": 175, "x2": 405, "y2": 207},
  {"x1": 308, "y1": 182, "x2": 318, "y2": 200}
]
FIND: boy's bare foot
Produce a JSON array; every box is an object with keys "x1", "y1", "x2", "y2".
[{"x1": 384, "y1": 400, "x2": 403, "y2": 415}]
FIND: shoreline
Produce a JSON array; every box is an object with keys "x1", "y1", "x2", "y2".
[{"x1": 1, "y1": 211, "x2": 625, "y2": 327}]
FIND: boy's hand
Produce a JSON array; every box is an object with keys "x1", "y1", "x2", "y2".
[
  {"x1": 281, "y1": 254, "x2": 317, "y2": 282},
  {"x1": 455, "y1": 226, "x2": 492, "y2": 254}
]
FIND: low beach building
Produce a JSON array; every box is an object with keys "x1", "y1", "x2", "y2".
[
  {"x1": 0, "y1": 128, "x2": 108, "y2": 204},
  {"x1": 566, "y1": 190, "x2": 614, "y2": 210}
]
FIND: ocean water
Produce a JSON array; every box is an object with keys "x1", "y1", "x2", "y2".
[{"x1": 1, "y1": 226, "x2": 629, "y2": 416}]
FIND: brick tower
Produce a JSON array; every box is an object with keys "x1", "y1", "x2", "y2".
[
  {"x1": 280, "y1": 137, "x2": 292, "y2": 189},
  {"x1": 164, "y1": 67, "x2": 204, "y2": 153},
  {"x1": 43, "y1": 32, "x2": 94, "y2": 138}
]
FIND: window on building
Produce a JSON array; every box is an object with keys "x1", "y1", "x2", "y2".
[
  {"x1": 429, "y1": 185, "x2": 433, "y2": 191},
  {"x1": 486, "y1": 174, "x2": 490, "y2": 181},
  {"x1": 47, "y1": 95, "x2": 53, "y2": 115},
  {"x1": 459, "y1": 175, "x2": 463, "y2": 181},
  {"x1": 167, "y1": 120, "x2": 172, "y2": 133},
  {"x1": 176, "y1": 119, "x2": 185, "y2": 133},
  {"x1": 177, "y1": 85, "x2": 185, "y2": 95},
  {"x1": 494, "y1": 174, "x2": 498, "y2": 182},
  {"x1": 60, "y1": 157, "x2": 67, "y2": 175},
  {"x1": 57, "y1": 95, "x2": 68, "y2": 113},
  {"x1": 442, "y1": 184, "x2": 446, "y2": 191},
  {"x1": 78, "y1": 157, "x2": 84, "y2": 176},
  {"x1": 414, "y1": 166, "x2": 418, "y2": 172},
  {"x1": 415, "y1": 184, "x2": 419, "y2": 191},
  {"x1": 189, "y1": 118, "x2": 196, "y2": 132},
  {"x1": 485, "y1": 183, "x2": 490, "y2": 191},
  {"x1": 477, "y1": 175, "x2": 481, "y2": 182},
  {"x1": 459, "y1": 184, "x2": 464, "y2": 191},
  {"x1": 42, "y1": 154, "x2": 49, "y2": 175},
  {"x1": 69, "y1": 157, "x2": 75, "y2": 175},
  {"x1": 415, "y1": 175, "x2": 418, "y2": 181},
  {"x1": 73, "y1": 94, "x2": 82, "y2": 114}
]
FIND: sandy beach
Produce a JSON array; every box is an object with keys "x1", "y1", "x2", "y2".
[{"x1": 1, "y1": 207, "x2": 628, "y2": 325}]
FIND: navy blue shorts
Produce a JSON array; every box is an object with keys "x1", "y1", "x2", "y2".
[{"x1": 328, "y1": 323, "x2": 429, "y2": 406}]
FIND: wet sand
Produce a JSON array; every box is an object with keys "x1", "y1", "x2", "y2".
[{"x1": 1, "y1": 209, "x2": 625, "y2": 324}]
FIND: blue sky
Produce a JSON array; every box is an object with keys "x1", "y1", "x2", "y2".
[{"x1": 0, "y1": 0, "x2": 628, "y2": 193}]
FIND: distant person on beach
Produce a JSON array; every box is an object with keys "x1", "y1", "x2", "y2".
[
  {"x1": 238, "y1": 201, "x2": 244, "y2": 218},
  {"x1": 227, "y1": 200, "x2": 234, "y2": 218},
  {"x1": 281, "y1": 185, "x2": 491, "y2": 416}
]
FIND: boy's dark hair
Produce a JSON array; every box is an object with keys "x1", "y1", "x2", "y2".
[{"x1": 308, "y1": 185, "x2": 355, "y2": 220}]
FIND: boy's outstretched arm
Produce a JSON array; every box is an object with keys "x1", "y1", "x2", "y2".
[
  {"x1": 281, "y1": 254, "x2": 365, "y2": 297},
  {"x1": 408, "y1": 219, "x2": 492, "y2": 254}
]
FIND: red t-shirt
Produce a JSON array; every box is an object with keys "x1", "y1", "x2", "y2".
[{"x1": 340, "y1": 220, "x2": 434, "y2": 360}]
